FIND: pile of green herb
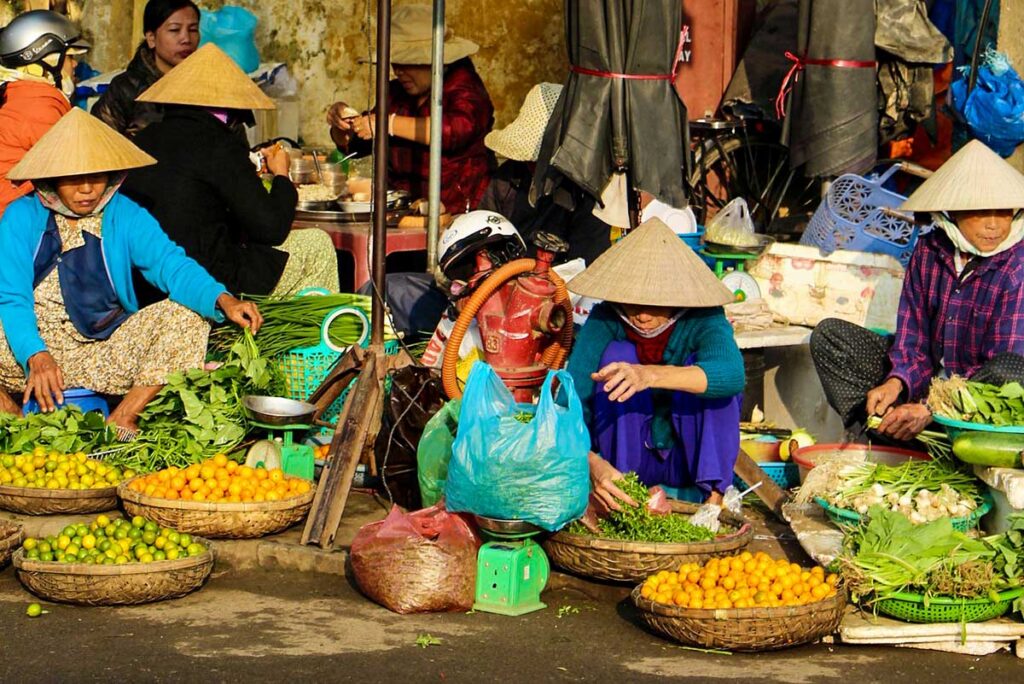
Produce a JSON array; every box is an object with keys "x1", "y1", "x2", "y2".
[
  {"x1": 568, "y1": 472, "x2": 718, "y2": 543},
  {"x1": 0, "y1": 407, "x2": 116, "y2": 455},
  {"x1": 928, "y1": 376, "x2": 1024, "y2": 425},
  {"x1": 208, "y1": 292, "x2": 394, "y2": 358},
  {"x1": 839, "y1": 506, "x2": 1024, "y2": 604},
  {"x1": 105, "y1": 331, "x2": 284, "y2": 473}
]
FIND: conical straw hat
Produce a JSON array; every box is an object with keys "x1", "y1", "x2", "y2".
[
  {"x1": 568, "y1": 217, "x2": 734, "y2": 307},
  {"x1": 7, "y1": 108, "x2": 155, "y2": 181},
  {"x1": 485, "y1": 83, "x2": 563, "y2": 162},
  {"x1": 901, "y1": 140, "x2": 1024, "y2": 212},
  {"x1": 136, "y1": 43, "x2": 274, "y2": 110}
]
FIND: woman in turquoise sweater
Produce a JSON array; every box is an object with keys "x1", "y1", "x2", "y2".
[
  {"x1": 0, "y1": 109, "x2": 260, "y2": 430},
  {"x1": 566, "y1": 218, "x2": 744, "y2": 511}
]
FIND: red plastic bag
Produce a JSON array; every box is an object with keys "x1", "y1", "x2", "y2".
[{"x1": 350, "y1": 503, "x2": 481, "y2": 614}]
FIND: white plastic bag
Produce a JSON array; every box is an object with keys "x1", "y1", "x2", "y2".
[{"x1": 705, "y1": 197, "x2": 758, "y2": 247}]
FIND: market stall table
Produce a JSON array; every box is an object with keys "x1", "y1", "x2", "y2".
[{"x1": 292, "y1": 221, "x2": 427, "y2": 289}]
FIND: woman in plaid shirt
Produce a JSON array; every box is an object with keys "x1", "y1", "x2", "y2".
[
  {"x1": 811, "y1": 141, "x2": 1024, "y2": 441},
  {"x1": 327, "y1": 5, "x2": 493, "y2": 214}
]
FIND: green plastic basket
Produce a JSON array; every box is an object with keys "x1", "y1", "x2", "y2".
[
  {"x1": 932, "y1": 413, "x2": 1024, "y2": 441},
  {"x1": 279, "y1": 304, "x2": 372, "y2": 403},
  {"x1": 874, "y1": 588, "x2": 1024, "y2": 623},
  {"x1": 814, "y1": 494, "x2": 992, "y2": 533}
]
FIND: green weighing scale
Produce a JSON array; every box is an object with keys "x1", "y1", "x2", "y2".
[
  {"x1": 241, "y1": 396, "x2": 316, "y2": 480},
  {"x1": 472, "y1": 515, "x2": 550, "y2": 616},
  {"x1": 701, "y1": 238, "x2": 768, "y2": 303}
]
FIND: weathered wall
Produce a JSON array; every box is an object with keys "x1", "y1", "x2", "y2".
[
  {"x1": 999, "y1": 0, "x2": 1024, "y2": 171},
  {"x1": 81, "y1": 0, "x2": 567, "y2": 146}
]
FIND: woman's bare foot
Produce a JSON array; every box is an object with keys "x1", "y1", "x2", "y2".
[
  {"x1": 106, "y1": 384, "x2": 162, "y2": 433},
  {"x1": 704, "y1": 490, "x2": 724, "y2": 506},
  {"x1": 0, "y1": 390, "x2": 20, "y2": 415}
]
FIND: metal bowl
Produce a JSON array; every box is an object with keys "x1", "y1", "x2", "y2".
[
  {"x1": 242, "y1": 395, "x2": 317, "y2": 426},
  {"x1": 473, "y1": 515, "x2": 544, "y2": 538}
]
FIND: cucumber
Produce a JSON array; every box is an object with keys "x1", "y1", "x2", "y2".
[{"x1": 952, "y1": 431, "x2": 1024, "y2": 468}]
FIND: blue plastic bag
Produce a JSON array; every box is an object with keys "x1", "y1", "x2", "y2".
[
  {"x1": 951, "y1": 49, "x2": 1024, "y2": 157},
  {"x1": 444, "y1": 363, "x2": 590, "y2": 532},
  {"x1": 199, "y1": 6, "x2": 260, "y2": 73}
]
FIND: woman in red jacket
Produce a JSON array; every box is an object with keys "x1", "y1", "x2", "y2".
[{"x1": 0, "y1": 10, "x2": 89, "y2": 215}]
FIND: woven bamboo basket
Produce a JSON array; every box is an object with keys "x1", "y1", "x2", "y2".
[
  {"x1": 0, "y1": 521, "x2": 23, "y2": 567},
  {"x1": 12, "y1": 541, "x2": 214, "y2": 606},
  {"x1": 117, "y1": 478, "x2": 315, "y2": 539},
  {"x1": 631, "y1": 584, "x2": 847, "y2": 652},
  {"x1": 0, "y1": 483, "x2": 118, "y2": 515},
  {"x1": 543, "y1": 501, "x2": 754, "y2": 583}
]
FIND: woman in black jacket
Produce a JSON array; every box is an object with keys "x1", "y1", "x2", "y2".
[
  {"x1": 121, "y1": 44, "x2": 339, "y2": 298},
  {"x1": 92, "y1": 0, "x2": 200, "y2": 136}
]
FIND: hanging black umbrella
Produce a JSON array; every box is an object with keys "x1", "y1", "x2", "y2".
[{"x1": 531, "y1": 0, "x2": 688, "y2": 212}]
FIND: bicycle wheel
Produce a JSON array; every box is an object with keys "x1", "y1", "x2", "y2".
[{"x1": 689, "y1": 130, "x2": 820, "y2": 237}]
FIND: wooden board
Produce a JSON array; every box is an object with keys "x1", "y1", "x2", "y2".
[{"x1": 732, "y1": 449, "x2": 789, "y2": 520}]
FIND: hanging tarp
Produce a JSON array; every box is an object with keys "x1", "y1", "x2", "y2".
[{"x1": 531, "y1": 0, "x2": 688, "y2": 209}]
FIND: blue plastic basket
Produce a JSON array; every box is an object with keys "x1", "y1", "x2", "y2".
[
  {"x1": 23, "y1": 387, "x2": 109, "y2": 417},
  {"x1": 733, "y1": 461, "x2": 801, "y2": 491},
  {"x1": 800, "y1": 165, "x2": 932, "y2": 266}
]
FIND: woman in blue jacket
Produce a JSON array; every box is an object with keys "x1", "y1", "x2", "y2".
[
  {"x1": 0, "y1": 109, "x2": 261, "y2": 431},
  {"x1": 566, "y1": 218, "x2": 744, "y2": 513}
]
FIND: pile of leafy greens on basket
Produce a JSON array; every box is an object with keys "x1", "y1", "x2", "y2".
[
  {"x1": 928, "y1": 376, "x2": 1024, "y2": 425},
  {"x1": 567, "y1": 472, "x2": 719, "y2": 543},
  {"x1": 0, "y1": 407, "x2": 116, "y2": 455},
  {"x1": 208, "y1": 292, "x2": 393, "y2": 357},
  {"x1": 839, "y1": 506, "x2": 1024, "y2": 606},
  {"x1": 104, "y1": 332, "x2": 284, "y2": 473}
]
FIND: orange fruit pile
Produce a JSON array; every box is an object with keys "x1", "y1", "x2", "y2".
[
  {"x1": 128, "y1": 454, "x2": 312, "y2": 503},
  {"x1": 640, "y1": 551, "x2": 840, "y2": 610}
]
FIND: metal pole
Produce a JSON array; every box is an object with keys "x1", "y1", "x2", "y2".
[
  {"x1": 426, "y1": 0, "x2": 445, "y2": 271},
  {"x1": 371, "y1": 0, "x2": 392, "y2": 347}
]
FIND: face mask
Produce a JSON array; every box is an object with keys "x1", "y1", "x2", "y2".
[{"x1": 615, "y1": 305, "x2": 685, "y2": 338}]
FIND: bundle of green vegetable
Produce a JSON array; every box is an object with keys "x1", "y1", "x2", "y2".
[
  {"x1": 208, "y1": 293, "x2": 395, "y2": 358},
  {"x1": 840, "y1": 506, "x2": 1024, "y2": 603},
  {"x1": 929, "y1": 376, "x2": 1024, "y2": 425},
  {"x1": 104, "y1": 332, "x2": 283, "y2": 473},
  {"x1": 0, "y1": 408, "x2": 116, "y2": 455},
  {"x1": 567, "y1": 472, "x2": 718, "y2": 543},
  {"x1": 817, "y1": 459, "x2": 982, "y2": 523}
]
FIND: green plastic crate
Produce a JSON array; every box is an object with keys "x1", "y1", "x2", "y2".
[{"x1": 874, "y1": 588, "x2": 1024, "y2": 623}]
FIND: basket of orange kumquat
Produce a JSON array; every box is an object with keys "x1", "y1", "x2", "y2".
[{"x1": 116, "y1": 454, "x2": 315, "y2": 539}]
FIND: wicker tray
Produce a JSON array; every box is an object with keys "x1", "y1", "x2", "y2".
[
  {"x1": 0, "y1": 521, "x2": 23, "y2": 567},
  {"x1": 814, "y1": 495, "x2": 992, "y2": 533},
  {"x1": 12, "y1": 541, "x2": 214, "y2": 606},
  {"x1": 118, "y1": 477, "x2": 315, "y2": 539},
  {"x1": 543, "y1": 501, "x2": 753, "y2": 583},
  {"x1": 0, "y1": 483, "x2": 118, "y2": 515},
  {"x1": 631, "y1": 584, "x2": 847, "y2": 652},
  {"x1": 873, "y1": 588, "x2": 1024, "y2": 624}
]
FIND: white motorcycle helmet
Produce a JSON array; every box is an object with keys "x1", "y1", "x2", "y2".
[{"x1": 438, "y1": 210, "x2": 526, "y2": 284}]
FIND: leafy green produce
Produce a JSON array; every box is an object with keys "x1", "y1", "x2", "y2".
[
  {"x1": 567, "y1": 472, "x2": 718, "y2": 543},
  {"x1": 839, "y1": 507, "x2": 1024, "y2": 603},
  {"x1": 929, "y1": 376, "x2": 1024, "y2": 425},
  {"x1": 952, "y1": 431, "x2": 1024, "y2": 468},
  {"x1": 0, "y1": 407, "x2": 115, "y2": 455},
  {"x1": 208, "y1": 293, "x2": 394, "y2": 358},
  {"x1": 105, "y1": 332, "x2": 283, "y2": 473}
]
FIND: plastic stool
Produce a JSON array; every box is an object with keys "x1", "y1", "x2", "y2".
[{"x1": 23, "y1": 388, "x2": 109, "y2": 417}]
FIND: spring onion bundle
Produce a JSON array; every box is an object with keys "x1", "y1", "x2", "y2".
[{"x1": 209, "y1": 293, "x2": 396, "y2": 358}]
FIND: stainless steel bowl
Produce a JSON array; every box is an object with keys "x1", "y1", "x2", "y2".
[
  {"x1": 473, "y1": 515, "x2": 544, "y2": 537},
  {"x1": 243, "y1": 395, "x2": 317, "y2": 426}
]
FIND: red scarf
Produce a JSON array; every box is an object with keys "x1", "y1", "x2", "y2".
[{"x1": 625, "y1": 323, "x2": 676, "y2": 365}]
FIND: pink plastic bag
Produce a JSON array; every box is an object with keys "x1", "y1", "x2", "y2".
[
  {"x1": 646, "y1": 486, "x2": 672, "y2": 516},
  {"x1": 350, "y1": 503, "x2": 481, "y2": 614}
]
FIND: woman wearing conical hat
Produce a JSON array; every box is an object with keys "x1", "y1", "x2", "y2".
[
  {"x1": 811, "y1": 140, "x2": 1024, "y2": 441},
  {"x1": 565, "y1": 218, "x2": 745, "y2": 510},
  {"x1": 121, "y1": 44, "x2": 338, "y2": 299},
  {"x1": 0, "y1": 108, "x2": 261, "y2": 431}
]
